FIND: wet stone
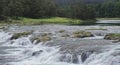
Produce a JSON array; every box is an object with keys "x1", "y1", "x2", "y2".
[{"x1": 32, "y1": 50, "x2": 43, "y2": 56}]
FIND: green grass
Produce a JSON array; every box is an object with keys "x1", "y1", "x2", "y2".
[
  {"x1": 0, "y1": 17, "x2": 96, "y2": 25},
  {"x1": 97, "y1": 18, "x2": 120, "y2": 20},
  {"x1": 21, "y1": 17, "x2": 83, "y2": 25}
]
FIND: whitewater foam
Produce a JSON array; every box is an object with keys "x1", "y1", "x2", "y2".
[{"x1": 0, "y1": 32, "x2": 119, "y2": 65}]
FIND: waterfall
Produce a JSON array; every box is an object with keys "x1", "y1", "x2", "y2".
[{"x1": 0, "y1": 31, "x2": 120, "y2": 65}]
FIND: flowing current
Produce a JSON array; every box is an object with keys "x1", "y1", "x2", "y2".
[{"x1": 0, "y1": 31, "x2": 120, "y2": 65}]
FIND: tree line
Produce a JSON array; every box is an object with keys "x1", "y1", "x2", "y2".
[
  {"x1": 0, "y1": 0, "x2": 120, "y2": 21},
  {"x1": 94, "y1": 0, "x2": 120, "y2": 18},
  {"x1": 0, "y1": 0, "x2": 95, "y2": 20},
  {"x1": 0, "y1": 0, "x2": 57, "y2": 19},
  {"x1": 53, "y1": 0, "x2": 120, "y2": 18}
]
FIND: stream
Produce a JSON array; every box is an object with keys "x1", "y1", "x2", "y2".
[{"x1": 0, "y1": 20, "x2": 120, "y2": 65}]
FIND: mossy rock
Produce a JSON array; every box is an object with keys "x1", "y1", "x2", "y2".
[
  {"x1": 72, "y1": 31, "x2": 94, "y2": 38},
  {"x1": 11, "y1": 31, "x2": 32, "y2": 40},
  {"x1": 41, "y1": 36, "x2": 51, "y2": 42},
  {"x1": 104, "y1": 33, "x2": 120, "y2": 41},
  {"x1": 31, "y1": 35, "x2": 51, "y2": 43},
  {"x1": 58, "y1": 30, "x2": 66, "y2": 33}
]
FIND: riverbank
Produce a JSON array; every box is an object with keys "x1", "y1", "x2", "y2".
[{"x1": 0, "y1": 17, "x2": 96, "y2": 25}]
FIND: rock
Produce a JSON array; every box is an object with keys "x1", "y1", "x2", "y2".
[
  {"x1": 81, "y1": 52, "x2": 87, "y2": 62},
  {"x1": 112, "y1": 39, "x2": 120, "y2": 43},
  {"x1": 31, "y1": 37, "x2": 41, "y2": 44},
  {"x1": 104, "y1": 33, "x2": 120, "y2": 42},
  {"x1": 32, "y1": 50, "x2": 43, "y2": 56},
  {"x1": 72, "y1": 54, "x2": 79, "y2": 63},
  {"x1": 58, "y1": 30, "x2": 66, "y2": 33},
  {"x1": 0, "y1": 26, "x2": 5, "y2": 29},
  {"x1": 40, "y1": 35, "x2": 51, "y2": 42},
  {"x1": 10, "y1": 31, "x2": 32, "y2": 40},
  {"x1": 81, "y1": 51, "x2": 94, "y2": 62},
  {"x1": 72, "y1": 31, "x2": 94, "y2": 38},
  {"x1": 60, "y1": 53, "x2": 79, "y2": 64},
  {"x1": 30, "y1": 35, "x2": 52, "y2": 43}
]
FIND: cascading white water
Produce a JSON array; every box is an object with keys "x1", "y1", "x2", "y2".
[
  {"x1": 0, "y1": 32, "x2": 12, "y2": 43},
  {"x1": 0, "y1": 32, "x2": 120, "y2": 65}
]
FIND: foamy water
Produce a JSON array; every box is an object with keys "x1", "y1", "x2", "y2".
[{"x1": 0, "y1": 32, "x2": 120, "y2": 65}]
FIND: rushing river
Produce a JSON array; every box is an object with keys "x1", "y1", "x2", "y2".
[{"x1": 0, "y1": 20, "x2": 120, "y2": 65}]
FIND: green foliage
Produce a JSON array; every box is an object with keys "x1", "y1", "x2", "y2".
[
  {"x1": 0, "y1": 0, "x2": 57, "y2": 19},
  {"x1": 71, "y1": 3, "x2": 96, "y2": 20},
  {"x1": 94, "y1": 1, "x2": 120, "y2": 18},
  {"x1": 1, "y1": 0, "x2": 120, "y2": 21},
  {"x1": 23, "y1": 0, "x2": 57, "y2": 18},
  {"x1": 0, "y1": 0, "x2": 96, "y2": 21}
]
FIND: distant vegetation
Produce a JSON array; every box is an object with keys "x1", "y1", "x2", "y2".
[
  {"x1": 0, "y1": 0, "x2": 120, "y2": 25},
  {"x1": 53, "y1": 0, "x2": 120, "y2": 18},
  {"x1": 0, "y1": 0, "x2": 95, "y2": 23}
]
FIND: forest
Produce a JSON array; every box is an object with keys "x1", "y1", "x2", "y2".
[{"x1": 0, "y1": 0, "x2": 120, "y2": 21}]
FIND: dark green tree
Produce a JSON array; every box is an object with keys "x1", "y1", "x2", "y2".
[{"x1": 71, "y1": 3, "x2": 95, "y2": 19}]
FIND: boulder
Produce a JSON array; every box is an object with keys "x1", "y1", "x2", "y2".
[
  {"x1": 104, "y1": 33, "x2": 120, "y2": 42},
  {"x1": 10, "y1": 31, "x2": 32, "y2": 40},
  {"x1": 72, "y1": 31, "x2": 94, "y2": 38},
  {"x1": 30, "y1": 34, "x2": 52, "y2": 43},
  {"x1": 32, "y1": 50, "x2": 43, "y2": 56}
]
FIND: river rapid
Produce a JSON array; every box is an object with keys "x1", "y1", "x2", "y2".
[{"x1": 0, "y1": 21, "x2": 120, "y2": 65}]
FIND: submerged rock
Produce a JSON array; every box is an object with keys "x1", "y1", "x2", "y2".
[
  {"x1": 72, "y1": 54, "x2": 79, "y2": 63},
  {"x1": 60, "y1": 53, "x2": 72, "y2": 63},
  {"x1": 60, "y1": 53, "x2": 79, "y2": 64},
  {"x1": 32, "y1": 50, "x2": 43, "y2": 56},
  {"x1": 81, "y1": 51, "x2": 94, "y2": 62},
  {"x1": 60, "y1": 50, "x2": 94, "y2": 64}
]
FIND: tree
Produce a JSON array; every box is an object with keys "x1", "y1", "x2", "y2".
[
  {"x1": 1, "y1": 0, "x2": 24, "y2": 17},
  {"x1": 71, "y1": 3, "x2": 95, "y2": 19},
  {"x1": 23, "y1": 0, "x2": 57, "y2": 18}
]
